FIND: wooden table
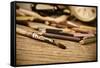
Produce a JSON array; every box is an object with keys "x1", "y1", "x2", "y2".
[{"x1": 16, "y1": 24, "x2": 97, "y2": 65}]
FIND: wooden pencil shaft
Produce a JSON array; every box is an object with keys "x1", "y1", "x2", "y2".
[
  {"x1": 16, "y1": 16, "x2": 35, "y2": 21},
  {"x1": 16, "y1": 27, "x2": 32, "y2": 37},
  {"x1": 42, "y1": 33, "x2": 81, "y2": 42},
  {"x1": 79, "y1": 25, "x2": 96, "y2": 31},
  {"x1": 72, "y1": 28, "x2": 94, "y2": 34},
  {"x1": 73, "y1": 33, "x2": 95, "y2": 38},
  {"x1": 16, "y1": 10, "x2": 25, "y2": 16},
  {"x1": 66, "y1": 21, "x2": 79, "y2": 28}
]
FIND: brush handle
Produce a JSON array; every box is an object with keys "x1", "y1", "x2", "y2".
[
  {"x1": 16, "y1": 27, "x2": 66, "y2": 49},
  {"x1": 42, "y1": 33, "x2": 81, "y2": 42}
]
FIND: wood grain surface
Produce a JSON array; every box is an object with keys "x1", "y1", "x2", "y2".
[{"x1": 16, "y1": 24, "x2": 97, "y2": 65}]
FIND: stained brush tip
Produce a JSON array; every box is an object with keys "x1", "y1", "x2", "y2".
[{"x1": 57, "y1": 43, "x2": 66, "y2": 49}]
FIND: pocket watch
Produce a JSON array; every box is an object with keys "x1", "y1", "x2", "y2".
[{"x1": 69, "y1": 6, "x2": 96, "y2": 22}]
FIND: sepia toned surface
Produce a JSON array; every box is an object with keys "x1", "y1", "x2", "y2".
[
  {"x1": 16, "y1": 25, "x2": 96, "y2": 65},
  {"x1": 16, "y1": 2, "x2": 97, "y2": 65}
]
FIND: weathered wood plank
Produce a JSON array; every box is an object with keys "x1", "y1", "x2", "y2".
[
  {"x1": 16, "y1": 24, "x2": 96, "y2": 65},
  {"x1": 16, "y1": 34, "x2": 96, "y2": 65}
]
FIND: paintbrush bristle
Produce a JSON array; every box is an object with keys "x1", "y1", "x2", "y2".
[
  {"x1": 53, "y1": 41, "x2": 66, "y2": 49},
  {"x1": 57, "y1": 43, "x2": 66, "y2": 49}
]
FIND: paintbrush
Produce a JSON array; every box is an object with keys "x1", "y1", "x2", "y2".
[{"x1": 16, "y1": 26, "x2": 66, "y2": 49}]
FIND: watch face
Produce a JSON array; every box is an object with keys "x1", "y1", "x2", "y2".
[
  {"x1": 11, "y1": 1, "x2": 97, "y2": 67},
  {"x1": 70, "y1": 6, "x2": 96, "y2": 22}
]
